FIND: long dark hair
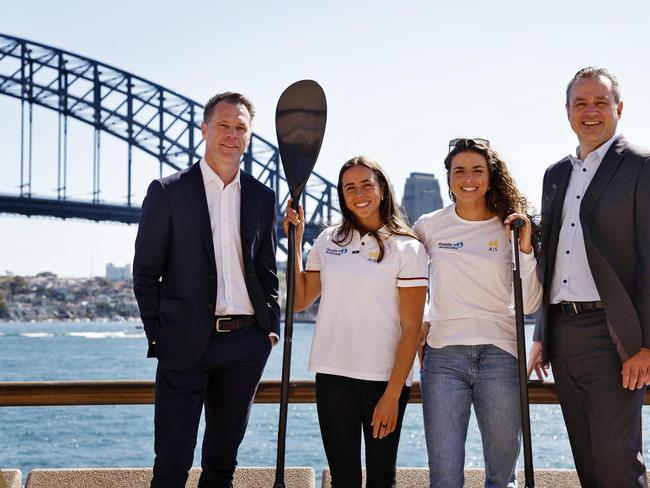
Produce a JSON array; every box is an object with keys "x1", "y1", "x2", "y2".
[
  {"x1": 444, "y1": 138, "x2": 540, "y2": 255},
  {"x1": 332, "y1": 156, "x2": 418, "y2": 263}
]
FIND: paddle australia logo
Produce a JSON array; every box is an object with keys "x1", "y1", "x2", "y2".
[
  {"x1": 438, "y1": 241, "x2": 464, "y2": 250},
  {"x1": 488, "y1": 239, "x2": 499, "y2": 252},
  {"x1": 325, "y1": 248, "x2": 348, "y2": 256}
]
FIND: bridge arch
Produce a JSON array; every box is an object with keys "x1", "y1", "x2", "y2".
[{"x1": 0, "y1": 33, "x2": 339, "y2": 249}]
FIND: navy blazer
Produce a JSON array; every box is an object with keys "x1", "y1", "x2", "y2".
[
  {"x1": 534, "y1": 137, "x2": 650, "y2": 363},
  {"x1": 133, "y1": 162, "x2": 280, "y2": 370}
]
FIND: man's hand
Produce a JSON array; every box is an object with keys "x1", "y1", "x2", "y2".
[
  {"x1": 269, "y1": 334, "x2": 279, "y2": 347},
  {"x1": 527, "y1": 341, "x2": 549, "y2": 381},
  {"x1": 622, "y1": 347, "x2": 650, "y2": 390}
]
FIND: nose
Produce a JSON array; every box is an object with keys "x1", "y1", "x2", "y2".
[
  {"x1": 226, "y1": 126, "x2": 238, "y2": 138},
  {"x1": 462, "y1": 173, "x2": 476, "y2": 183}
]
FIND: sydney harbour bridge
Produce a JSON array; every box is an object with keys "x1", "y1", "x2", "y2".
[{"x1": 0, "y1": 33, "x2": 340, "y2": 251}]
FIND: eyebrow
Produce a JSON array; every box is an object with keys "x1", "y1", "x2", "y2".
[
  {"x1": 343, "y1": 178, "x2": 373, "y2": 188},
  {"x1": 573, "y1": 96, "x2": 610, "y2": 102},
  {"x1": 453, "y1": 165, "x2": 485, "y2": 170}
]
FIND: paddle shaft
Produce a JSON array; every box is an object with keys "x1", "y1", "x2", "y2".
[
  {"x1": 274, "y1": 199, "x2": 300, "y2": 488},
  {"x1": 511, "y1": 223, "x2": 535, "y2": 487},
  {"x1": 273, "y1": 79, "x2": 326, "y2": 487}
]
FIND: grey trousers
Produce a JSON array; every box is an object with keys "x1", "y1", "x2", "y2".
[{"x1": 550, "y1": 309, "x2": 647, "y2": 488}]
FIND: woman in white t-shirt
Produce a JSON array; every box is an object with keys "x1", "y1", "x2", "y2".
[
  {"x1": 284, "y1": 156, "x2": 428, "y2": 488},
  {"x1": 414, "y1": 138, "x2": 542, "y2": 488}
]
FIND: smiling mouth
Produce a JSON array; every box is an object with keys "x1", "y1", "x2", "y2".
[
  {"x1": 354, "y1": 201, "x2": 371, "y2": 208},
  {"x1": 582, "y1": 121, "x2": 601, "y2": 126},
  {"x1": 460, "y1": 187, "x2": 478, "y2": 192}
]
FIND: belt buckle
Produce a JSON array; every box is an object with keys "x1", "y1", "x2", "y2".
[{"x1": 216, "y1": 317, "x2": 232, "y2": 333}]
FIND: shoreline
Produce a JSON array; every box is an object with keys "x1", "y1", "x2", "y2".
[{"x1": 0, "y1": 317, "x2": 317, "y2": 324}]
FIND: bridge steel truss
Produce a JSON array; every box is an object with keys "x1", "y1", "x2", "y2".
[{"x1": 0, "y1": 33, "x2": 339, "y2": 249}]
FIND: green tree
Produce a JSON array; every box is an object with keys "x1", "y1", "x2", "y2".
[
  {"x1": 36, "y1": 271, "x2": 57, "y2": 278},
  {"x1": 9, "y1": 276, "x2": 28, "y2": 296},
  {"x1": 93, "y1": 277, "x2": 111, "y2": 289},
  {"x1": 0, "y1": 293, "x2": 10, "y2": 319}
]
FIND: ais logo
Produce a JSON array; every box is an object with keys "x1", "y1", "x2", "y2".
[{"x1": 488, "y1": 239, "x2": 499, "y2": 252}]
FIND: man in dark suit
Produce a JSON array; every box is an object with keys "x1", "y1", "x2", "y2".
[
  {"x1": 528, "y1": 67, "x2": 650, "y2": 486},
  {"x1": 133, "y1": 92, "x2": 280, "y2": 488}
]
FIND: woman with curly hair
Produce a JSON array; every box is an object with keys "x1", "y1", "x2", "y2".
[
  {"x1": 413, "y1": 138, "x2": 542, "y2": 488},
  {"x1": 284, "y1": 156, "x2": 428, "y2": 488}
]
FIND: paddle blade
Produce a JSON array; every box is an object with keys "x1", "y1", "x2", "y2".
[{"x1": 275, "y1": 80, "x2": 327, "y2": 200}]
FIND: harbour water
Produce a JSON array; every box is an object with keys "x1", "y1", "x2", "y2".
[{"x1": 2, "y1": 320, "x2": 649, "y2": 480}]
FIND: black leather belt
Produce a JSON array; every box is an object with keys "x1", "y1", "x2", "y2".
[
  {"x1": 551, "y1": 301, "x2": 604, "y2": 315},
  {"x1": 215, "y1": 315, "x2": 257, "y2": 332}
]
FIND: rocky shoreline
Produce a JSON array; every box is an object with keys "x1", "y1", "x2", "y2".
[{"x1": 0, "y1": 273, "x2": 317, "y2": 323}]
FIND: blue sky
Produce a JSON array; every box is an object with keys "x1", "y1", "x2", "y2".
[{"x1": 1, "y1": 0, "x2": 650, "y2": 276}]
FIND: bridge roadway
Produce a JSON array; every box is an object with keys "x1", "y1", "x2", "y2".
[{"x1": 0, "y1": 193, "x2": 324, "y2": 245}]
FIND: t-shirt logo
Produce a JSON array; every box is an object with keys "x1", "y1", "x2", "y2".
[
  {"x1": 488, "y1": 239, "x2": 499, "y2": 252},
  {"x1": 367, "y1": 250, "x2": 380, "y2": 262},
  {"x1": 325, "y1": 248, "x2": 348, "y2": 256},
  {"x1": 438, "y1": 241, "x2": 464, "y2": 250}
]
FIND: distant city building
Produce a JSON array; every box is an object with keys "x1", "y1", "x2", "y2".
[
  {"x1": 401, "y1": 172, "x2": 443, "y2": 223},
  {"x1": 106, "y1": 263, "x2": 131, "y2": 281}
]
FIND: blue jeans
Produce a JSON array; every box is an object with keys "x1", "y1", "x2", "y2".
[{"x1": 420, "y1": 345, "x2": 521, "y2": 488}]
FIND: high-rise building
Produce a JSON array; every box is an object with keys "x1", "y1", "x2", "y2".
[
  {"x1": 106, "y1": 263, "x2": 131, "y2": 281},
  {"x1": 401, "y1": 172, "x2": 443, "y2": 223}
]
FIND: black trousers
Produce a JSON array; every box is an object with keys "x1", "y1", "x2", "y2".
[
  {"x1": 150, "y1": 325, "x2": 272, "y2": 488},
  {"x1": 315, "y1": 373, "x2": 410, "y2": 488},
  {"x1": 550, "y1": 309, "x2": 648, "y2": 488}
]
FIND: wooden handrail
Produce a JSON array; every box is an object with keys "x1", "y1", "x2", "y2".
[
  {"x1": 3, "y1": 379, "x2": 649, "y2": 407},
  {"x1": 0, "y1": 379, "x2": 597, "y2": 407}
]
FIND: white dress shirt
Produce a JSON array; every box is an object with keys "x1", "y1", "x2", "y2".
[
  {"x1": 199, "y1": 159, "x2": 255, "y2": 316},
  {"x1": 549, "y1": 134, "x2": 619, "y2": 304}
]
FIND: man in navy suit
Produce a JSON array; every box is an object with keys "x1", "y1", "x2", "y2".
[
  {"x1": 529, "y1": 68, "x2": 650, "y2": 486},
  {"x1": 133, "y1": 92, "x2": 280, "y2": 488}
]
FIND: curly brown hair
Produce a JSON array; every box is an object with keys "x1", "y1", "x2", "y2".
[
  {"x1": 444, "y1": 138, "x2": 540, "y2": 255},
  {"x1": 333, "y1": 156, "x2": 419, "y2": 263}
]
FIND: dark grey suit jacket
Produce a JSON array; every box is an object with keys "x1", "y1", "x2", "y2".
[
  {"x1": 534, "y1": 136, "x2": 650, "y2": 363},
  {"x1": 133, "y1": 162, "x2": 281, "y2": 370}
]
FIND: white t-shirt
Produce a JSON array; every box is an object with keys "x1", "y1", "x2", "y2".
[
  {"x1": 305, "y1": 226, "x2": 428, "y2": 386},
  {"x1": 414, "y1": 205, "x2": 542, "y2": 358}
]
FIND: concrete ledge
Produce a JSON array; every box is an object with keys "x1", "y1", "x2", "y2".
[
  {"x1": 321, "y1": 468, "x2": 477, "y2": 487},
  {"x1": 25, "y1": 467, "x2": 315, "y2": 488},
  {"x1": 518, "y1": 469, "x2": 580, "y2": 488},
  {"x1": 1, "y1": 470, "x2": 22, "y2": 488},
  {"x1": 321, "y1": 467, "x2": 582, "y2": 487}
]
